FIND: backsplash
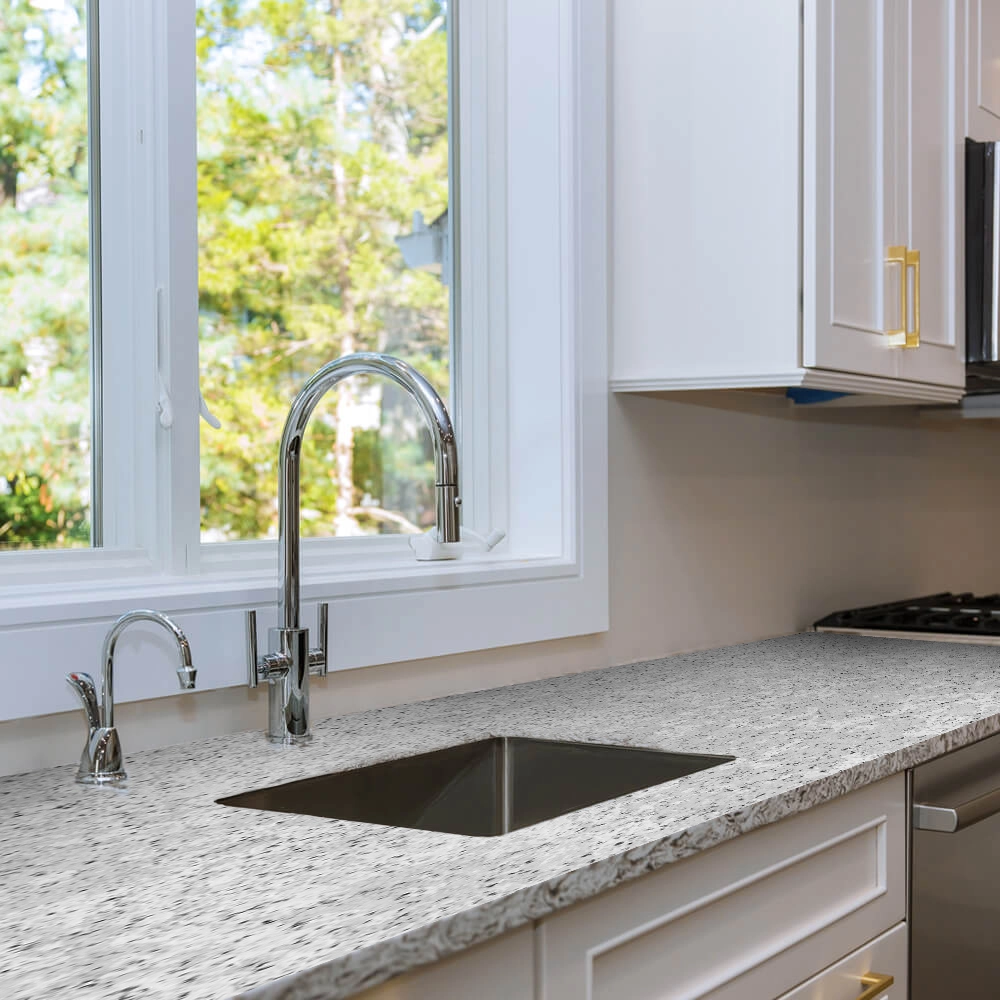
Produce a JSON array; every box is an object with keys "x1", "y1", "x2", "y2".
[{"x1": 4, "y1": 393, "x2": 999, "y2": 777}]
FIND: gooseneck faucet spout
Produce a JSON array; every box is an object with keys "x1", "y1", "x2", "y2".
[
  {"x1": 101, "y1": 610, "x2": 196, "y2": 728},
  {"x1": 66, "y1": 609, "x2": 197, "y2": 785},
  {"x1": 278, "y1": 353, "x2": 460, "y2": 630},
  {"x1": 246, "y1": 353, "x2": 461, "y2": 744}
]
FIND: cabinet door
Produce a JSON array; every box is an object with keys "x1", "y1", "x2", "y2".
[
  {"x1": 804, "y1": 0, "x2": 904, "y2": 381},
  {"x1": 967, "y1": 0, "x2": 1000, "y2": 141},
  {"x1": 895, "y1": 0, "x2": 965, "y2": 389},
  {"x1": 777, "y1": 922, "x2": 907, "y2": 1000},
  {"x1": 537, "y1": 776, "x2": 905, "y2": 1000}
]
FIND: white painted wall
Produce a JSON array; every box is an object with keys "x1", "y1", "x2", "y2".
[{"x1": 4, "y1": 394, "x2": 999, "y2": 778}]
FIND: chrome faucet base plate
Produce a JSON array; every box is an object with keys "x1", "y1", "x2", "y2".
[
  {"x1": 266, "y1": 732, "x2": 314, "y2": 747},
  {"x1": 75, "y1": 770, "x2": 126, "y2": 786}
]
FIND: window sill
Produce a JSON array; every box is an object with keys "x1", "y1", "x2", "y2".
[
  {"x1": 0, "y1": 546, "x2": 607, "y2": 724},
  {"x1": 0, "y1": 549, "x2": 575, "y2": 628}
]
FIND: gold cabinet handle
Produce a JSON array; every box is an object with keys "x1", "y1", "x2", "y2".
[
  {"x1": 905, "y1": 248, "x2": 920, "y2": 348},
  {"x1": 858, "y1": 971, "x2": 894, "y2": 999},
  {"x1": 885, "y1": 246, "x2": 920, "y2": 348},
  {"x1": 886, "y1": 246, "x2": 907, "y2": 346}
]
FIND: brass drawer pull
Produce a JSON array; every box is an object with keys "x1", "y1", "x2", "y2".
[{"x1": 858, "y1": 971, "x2": 894, "y2": 999}]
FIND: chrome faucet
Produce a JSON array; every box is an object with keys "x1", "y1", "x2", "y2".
[
  {"x1": 245, "y1": 352, "x2": 460, "y2": 744},
  {"x1": 66, "y1": 609, "x2": 197, "y2": 785}
]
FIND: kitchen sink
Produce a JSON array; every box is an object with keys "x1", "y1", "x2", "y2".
[{"x1": 217, "y1": 737, "x2": 734, "y2": 837}]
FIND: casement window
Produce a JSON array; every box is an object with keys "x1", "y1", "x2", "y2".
[
  {"x1": 0, "y1": 0, "x2": 608, "y2": 723},
  {"x1": 0, "y1": 0, "x2": 95, "y2": 551}
]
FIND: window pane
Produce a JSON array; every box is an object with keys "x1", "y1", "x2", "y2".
[
  {"x1": 197, "y1": 0, "x2": 451, "y2": 542},
  {"x1": 0, "y1": 0, "x2": 92, "y2": 549}
]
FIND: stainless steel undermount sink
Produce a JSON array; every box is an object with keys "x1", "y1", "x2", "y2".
[{"x1": 217, "y1": 737, "x2": 735, "y2": 837}]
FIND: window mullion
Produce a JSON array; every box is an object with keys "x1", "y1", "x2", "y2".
[
  {"x1": 95, "y1": 0, "x2": 157, "y2": 556},
  {"x1": 95, "y1": 0, "x2": 200, "y2": 573},
  {"x1": 152, "y1": 0, "x2": 201, "y2": 574}
]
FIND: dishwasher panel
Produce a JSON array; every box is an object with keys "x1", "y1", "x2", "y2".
[{"x1": 911, "y1": 731, "x2": 1000, "y2": 998}]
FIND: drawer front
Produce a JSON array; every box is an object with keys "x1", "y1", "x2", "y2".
[
  {"x1": 538, "y1": 774, "x2": 905, "y2": 1000},
  {"x1": 778, "y1": 922, "x2": 906, "y2": 999}
]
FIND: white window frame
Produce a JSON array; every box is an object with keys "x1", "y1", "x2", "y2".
[{"x1": 0, "y1": 0, "x2": 608, "y2": 724}]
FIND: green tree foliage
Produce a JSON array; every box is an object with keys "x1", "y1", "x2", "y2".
[
  {"x1": 0, "y1": 0, "x2": 90, "y2": 548},
  {"x1": 197, "y1": 0, "x2": 450, "y2": 540}
]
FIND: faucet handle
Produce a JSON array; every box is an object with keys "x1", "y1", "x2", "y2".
[
  {"x1": 66, "y1": 672, "x2": 100, "y2": 730},
  {"x1": 246, "y1": 609, "x2": 296, "y2": 687},
  {"x1": 309, "y1": 602, "x2": 329, "y2": 678},
  {"x1": 246, "y1": 610, "x2": 260, "y2": 689}
]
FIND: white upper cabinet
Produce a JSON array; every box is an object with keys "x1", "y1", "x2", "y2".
[
  {"x1": 612, "y1": 0, "x2": 967, "y2": 404},
  {"x1": 967, "y1": 0, "x2": 1000, "y2": 141}
]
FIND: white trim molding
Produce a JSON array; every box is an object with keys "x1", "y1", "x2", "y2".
[{"x1": 611, "y1": 368, "x2": 964, "y2": 404}]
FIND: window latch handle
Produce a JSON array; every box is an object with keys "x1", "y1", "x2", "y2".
[
  {"x1": 156, "y1": 379, "x2": 220, "y2": 430},
  {"x1": 154, "y1": 283, "x2": 220, "y2": 430},
  {"x1": 157, "y1": 373, "x2": 174, "y2": 429},
  {"x1": 199, "y1": 391, "x2": 221, "y2": 429}
]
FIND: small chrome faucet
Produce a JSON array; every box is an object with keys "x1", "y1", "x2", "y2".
[
  {"x1": 66, "y1": 609, "x2": 197, "y2": 785},
  {"x1": 245, "y1": 352, "x2": 460, "y2": 744}
]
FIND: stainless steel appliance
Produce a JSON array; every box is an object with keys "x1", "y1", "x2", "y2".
[
  {"x1": 911, "y1": 732, "x2": 1000, "y2": 996},
  {"x1": 966, "y1": 138, "x2": 1000, "y2": 393},
  {"x1": 814, "y1": 592, "x2": 1000, "y2": 644}
]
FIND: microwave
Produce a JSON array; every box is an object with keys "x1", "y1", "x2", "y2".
[{"x1": 966, "y1": 138, "x2": 1000, "y2": 393}]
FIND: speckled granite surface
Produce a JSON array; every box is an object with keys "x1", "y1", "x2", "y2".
[{"x1": 4, "y1": 632, "x2": 1000, "y2": 1000}]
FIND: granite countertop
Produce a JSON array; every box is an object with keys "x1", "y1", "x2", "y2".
[{"x1": 4, "y1": 631, "x2": 1000, "y2": 1000}]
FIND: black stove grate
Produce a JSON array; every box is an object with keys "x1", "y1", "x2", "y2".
[{"x1": 814, "y1": 592, "x2": 1000, "y2": 637}]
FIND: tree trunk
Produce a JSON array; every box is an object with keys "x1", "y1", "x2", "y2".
[
  {"x1": 0, "y1": 154, "x2": 17, "y2": 207},
  {"x1": 331, "y1": 10, "x2": 362, "y2": 537}
]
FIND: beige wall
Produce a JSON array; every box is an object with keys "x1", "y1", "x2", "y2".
[{"x1": 4, "y1": 393, "x2": 998, "y2": 777}]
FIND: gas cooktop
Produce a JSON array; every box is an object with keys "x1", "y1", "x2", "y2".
[{"x1": 814, "y1": 592, "x2": 1000, "y2": 643}]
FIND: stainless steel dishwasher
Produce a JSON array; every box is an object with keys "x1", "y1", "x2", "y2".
[{"x1": 911, "y1": 731, "x2": 1000, "y2": 997}]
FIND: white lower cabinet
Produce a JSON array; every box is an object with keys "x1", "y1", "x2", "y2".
[
  {"x1": 359, "y1": 775, "x2": 906, "y2": 1000},
  {"x1": 777, "y1": 923, "x2": 906, "y2": 1000},
  {"x1": 537, "y1": 775, "x2": 905, "y2": 1000},
  {"x1": 355, "y1": 925, "x2": 535, "y2": 999}
]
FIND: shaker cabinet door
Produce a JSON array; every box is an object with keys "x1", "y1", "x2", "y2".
[
  {"x1": 967, "y1": 0, "x2": 1000, "y2": 142},
  {"x1": 803, "y1": 0, "x2": 902, "y2": 382},
  {"x1": 895, "y1": 0, "x2": 965, "y2": 390},
  {"x1": 805, "y1": 0, "x2": 964, "y2": 390}
]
